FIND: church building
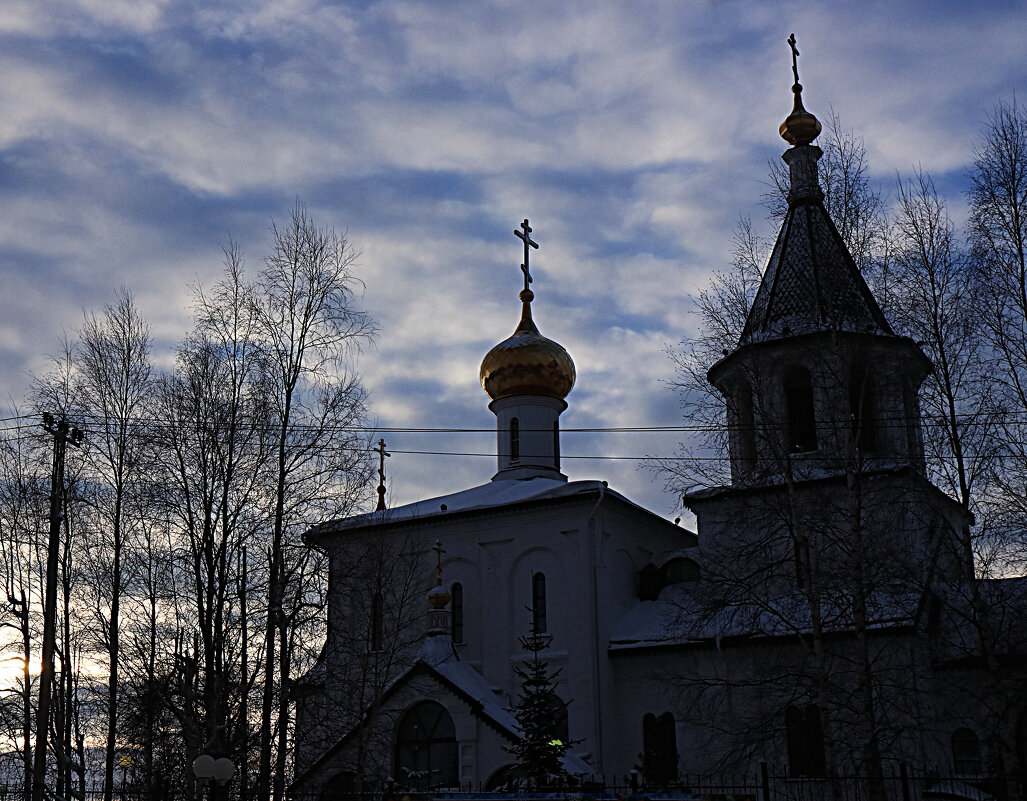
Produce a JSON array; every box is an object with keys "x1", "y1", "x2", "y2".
[{"x1": 290, "y1": 43, "x2": 1027, "y2": 800}]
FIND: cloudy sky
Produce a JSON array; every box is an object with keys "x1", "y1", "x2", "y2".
[{"x1": 2, "y1": 0, "x2": 1025, "y2": 521}]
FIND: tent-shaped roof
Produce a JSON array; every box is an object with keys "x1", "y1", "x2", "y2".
[{"x1": 740, "y1": 198, "x2": 892, "y2": 344}]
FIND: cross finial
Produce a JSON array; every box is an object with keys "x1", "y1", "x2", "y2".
[
  {"x1": 788, "y1": 33, "x2": 800, "y2": 87},
  {"x1": 432, "y1": 539, "x2": 445, "y2": 585},
  {"x1": 375, "y1": 438, "x2": 391, "y2": 511},
  {"x1": 514, "y1": 218, "x2": 539, "y2": 294}
]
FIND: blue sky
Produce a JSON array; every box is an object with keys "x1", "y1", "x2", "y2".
[{"x1": 3, "y1": 0, "x2": 1026, "y2": 520}]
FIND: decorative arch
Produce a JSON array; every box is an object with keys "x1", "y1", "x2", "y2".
[
  {"x1": 395, "y1": 701, "x2": 458, "y2": 789},
  {"x1": 509, "y1": 546, "x2": 564, "y2": 636}
]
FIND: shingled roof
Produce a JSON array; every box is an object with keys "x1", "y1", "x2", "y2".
[{"x1": 740, "y1": 194, "x2": 893, "y2": 344}]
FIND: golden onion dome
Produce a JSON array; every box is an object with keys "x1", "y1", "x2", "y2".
[
  {"x1": 780, "y1": 87, "x2": 821, "y2": 146},
  {"x1": 779, "y1": 33, "x2": 821, "y2": 147},
  {"x1": 480, "y1": 289, "x2": 576, "y2": 402},
  {"x1": 427, "y1": 583, "x2": 450, "y2": 610}
]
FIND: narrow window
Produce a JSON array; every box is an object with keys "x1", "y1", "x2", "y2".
[
  {"x1": 638, "y1": 564, "x2": 662, "y2": 601},
  {"x1": 532, "y1": 572, "x2": 547, "y2": 634},
  {"x1": 370, "y1": 592, "x2": 384, "y2": 652},
  {"x1": 952, "y1": 728, "x2": 982, "y2": 774},
  {"x1": 553, "y1": 421, "x2": 560, "y2": 469},
  {"x1": 786, "y1": 704, "x2": 826, "y2": 777},
  {"x1": 451, "y1": 582, "x2": 464, "y2": 643},
  {"x1": 783, "y1": 367, "x2": 817, "y2": 452},
  {"x1": 849, "y1": 364, "x2": 878, "y2": 452},
  {"x1": 643, "y1": 712, "x2": 678, "y2": 786},
  {"x1": 736, "y1": 380, "x2": 757, "y2": 467},
  {"x1": 511, "y1": 417, "x2": 520, "y2": 461}
]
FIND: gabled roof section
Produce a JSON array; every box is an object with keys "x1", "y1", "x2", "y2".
[
  {"x1": 307, "y1": 477, "x2": 693, "y2": 544},
  {"x1": 740, "y1": 199, "x2": 892, "y2": 343}
]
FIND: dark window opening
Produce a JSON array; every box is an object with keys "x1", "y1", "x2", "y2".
[
  {"x1": 786, "y1": 704, "x2": 826, "y2": 777},
  {"x1": 849, "y1": 365, "x2": 878, "y2": 452},
  {"x1": 553, "y1": 422, "x2": 560, "y2": 469},
  {"x1": 451, "y1": 582, "x2": 464, "y2": 643},
  {"x1": 511, "y1": 418, "x2": 520, "y2": 461},
  {"x1": 639, "y1": 564, "x2": 662, "y2": 601},
  {"x1": 395, "y1": 701, "x2": 458, "y2": 789},
  {"x1": 783, "y1": 367, "x2": 817, "y2": 453},
  {"x1": 952, "y1": 728, "x2": 982, "y2": 774},
  {"x1": 736, "y1": 380, "x2": 757, "y2": 466},
  {"x1": 543, "y1": 693, "x2": 569, "y2": 744},
  {"x1": 643, "y1": 712, "x2": 678, "y2": 786},
  {"x1": 794, "y1": 539, "x2": 806, "y2": 589},
  {"x1": 532, "y1": 572, "x2": 547, "y2": 634},
  {"x1": 370, "y1": 591, "x2": 384, "y2": 652}
]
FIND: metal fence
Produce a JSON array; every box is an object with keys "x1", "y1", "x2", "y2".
[{"x1": 4, "y1": 769, "x2": 1022, "y2": 801}]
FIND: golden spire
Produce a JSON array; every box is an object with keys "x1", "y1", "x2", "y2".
[{"x1": 779, "y1": 33, "x2": 822, "y2": 146}]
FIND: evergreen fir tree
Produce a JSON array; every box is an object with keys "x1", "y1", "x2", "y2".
[{"x1": 507, "y1": 629, "x2": 574, "y2": 788}]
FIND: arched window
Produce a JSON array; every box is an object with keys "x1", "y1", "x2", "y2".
[
  {"x1": 735, "y1": 380, "x2": 757, "y2": 466},
  {"x1": 395, "y1": 701, "x2": 458, "y2": 789},
  {"x1": 785, "y1": 704, "x2": 826, "y2": 777},
  {"x1": 952, "y1": 728, "x2": 982, "y2": 775},
  {"x1": 451, "y1": 582, "x2": 464, "y2": 643},
  {"x1": 544, "y1": 693, "x2": 570, "y2": 744},
  {"x1": 643, "y1": 712, "x2": 678, "y2": 785},
  {"x1": 849, "y1": 364, "x2": 878, "y2": 452},
  {"x1": 532, "y1": 572, "x2": 547, "y2": 634},
  {"x1": 510, "y1": 418, "x2": 520, "y2": 461},
  {"x1": 783, "y1": 367, "x2": 817, "y2": 453},
  {"x1": 369, "y1": 591, "x2": 384, "y2": 652}
]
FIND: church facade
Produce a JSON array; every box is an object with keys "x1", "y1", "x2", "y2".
[{"x1": 290, "y1": 57, "x2": 1027, "y2": 801}]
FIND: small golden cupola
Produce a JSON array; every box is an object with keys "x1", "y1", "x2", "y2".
[
  {"x1": 779, "y1": 33, "x2": 822, "y2": 147},
  {"x1": 480, "y1": 220, "x2": 575, "y2": 482}
]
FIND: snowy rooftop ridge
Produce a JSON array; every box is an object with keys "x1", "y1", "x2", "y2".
[
  {"x1": 309, "y1": 477, "x2": 677, "y2": 536},
  {"x1": 609, "y1": 585, "x2": 924, "y2": 651}
]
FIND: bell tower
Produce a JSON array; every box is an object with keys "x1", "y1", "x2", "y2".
[{"x1": 707, "y1": 40, "x2": 930, "y2": 487}]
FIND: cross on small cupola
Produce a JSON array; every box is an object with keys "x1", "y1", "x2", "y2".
[
  {"x1": 514, "y1": 218, "x2": 539, "y2": 298},
  {"x1": 374, "y1": 438, "x2": 390, "y2": 512},
  {"x1": 788, "y1": 33, "x2": 801, "y2": 89}
]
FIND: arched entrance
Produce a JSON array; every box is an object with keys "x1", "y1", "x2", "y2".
[{"x1": 395, "y1": 700, "x2": 458, "y2": 789}]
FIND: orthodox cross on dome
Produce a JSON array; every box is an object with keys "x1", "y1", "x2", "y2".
[
  {"x1": 374, "y1": 438, "x2": 390, "y2": 511},
  {"x1": 514, "y1": 218, "x2": 539, "y2": 294},
  {"x1": 432, "y1": 539, "x2": 445, "y2": 585},
  {"x1": 788, "y1": 33, "x2": 801, "y2": 87}
]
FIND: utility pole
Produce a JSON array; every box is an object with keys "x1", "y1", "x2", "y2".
[{"x1": 32, "y1": 413, "x2": 82, "y2": 801}]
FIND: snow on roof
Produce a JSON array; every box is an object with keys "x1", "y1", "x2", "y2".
[
  {"x1": 609, "y1": 584, "x2": 922, "y2": 650},
  {"x1": 419, "y1": 634, "x2": 519, "y2": 735},
  {"x1": 310, "y1": 477, "x2": 670, "y2": 535}
]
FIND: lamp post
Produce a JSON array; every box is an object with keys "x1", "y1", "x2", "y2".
[{"x1": 192, "y1": 754, "x2": 235, "y2": 801}]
